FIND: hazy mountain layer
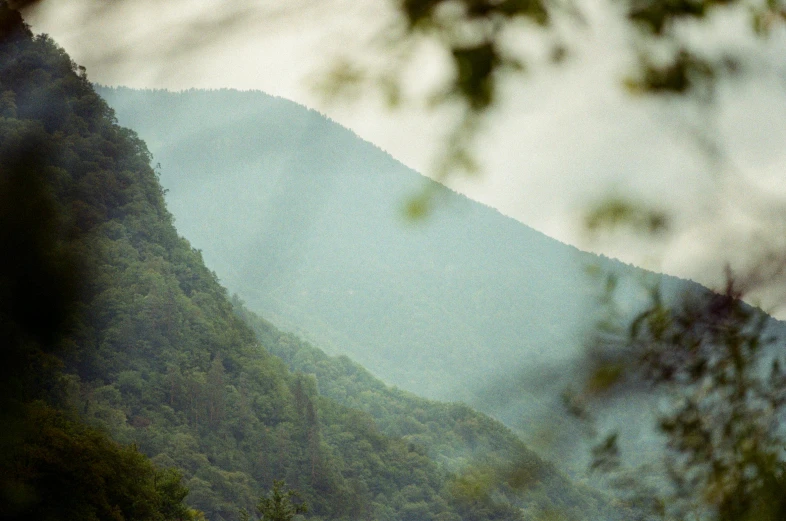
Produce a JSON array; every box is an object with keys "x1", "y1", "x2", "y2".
[{"x1": 98, "y1": 86, "x2": 686, "y2": 431}]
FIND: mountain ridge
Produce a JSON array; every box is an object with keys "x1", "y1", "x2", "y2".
[
  {"x1": 97, "y1": 85, "x2": 705, "y2": 418},
  {"x1": 96, "y1": 85, "x2": 614, "y2": 262}
]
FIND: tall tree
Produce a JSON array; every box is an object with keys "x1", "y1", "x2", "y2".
[{"x1": 257, "y1": 480, "x2": 308, "y2": 521}]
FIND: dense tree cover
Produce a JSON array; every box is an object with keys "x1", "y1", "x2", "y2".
[
  {"x1": 4, "y1": 402, "x2": 195, "y2": 521},
  {"x1": 236, "y1": 301, "x2": 635, "y2": 520},
  {"x1": 0, "y1": 6, "x2": 447, "y2": 520},
  {"x1": 0, "y1": 5, "x2": 635, "y2": 521},
  {"x1": 0, "y1": 4, "x2": 195, "y2": 520}
]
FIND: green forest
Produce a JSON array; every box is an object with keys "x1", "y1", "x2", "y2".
[{"x1": 0, "y1": 4, "x2": 641, "y2": 520}]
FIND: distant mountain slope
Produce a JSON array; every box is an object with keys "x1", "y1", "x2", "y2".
[{"x1": 98, "y1": 86, "x2": 686, "y2": 420}]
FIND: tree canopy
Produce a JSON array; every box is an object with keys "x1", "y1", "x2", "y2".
[{"x1": 256, "y1": 480, "x2": 308, "y2": 521}]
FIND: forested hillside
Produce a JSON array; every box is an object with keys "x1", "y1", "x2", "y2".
[
  {"x1": 236, "y1": 302, "x2": 630, "y2": 521},
  {"x1": 0, "y1": 5, "x2": 634, "y2": 521},
  {"x1": 0, "y1": 5, "x2": 193, "y2": 519}
]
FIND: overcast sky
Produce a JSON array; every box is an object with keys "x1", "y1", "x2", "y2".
[{"x1": 24, "y1": 0, "x2": 786, "y2": 312}]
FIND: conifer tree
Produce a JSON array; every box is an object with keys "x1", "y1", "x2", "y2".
[{"x1": 257, "y1": 480, "x2": 308, "y2": 521}]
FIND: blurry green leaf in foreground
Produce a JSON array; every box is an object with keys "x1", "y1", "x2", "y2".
[
  {"x1": 585, "y1": 198, "x2": 669, "y2": 235},
  {"x1": 575, "y1": 271, "x2": 786, "y2": 520}
]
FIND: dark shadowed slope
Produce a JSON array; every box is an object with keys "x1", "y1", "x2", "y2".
[{"x1": 0, "y1": 7, "x2": 192, "y2": 519}]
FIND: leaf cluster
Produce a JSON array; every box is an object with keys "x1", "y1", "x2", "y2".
[{"x1": 577, "y1": 273, "x2": 786, "y2": 520}]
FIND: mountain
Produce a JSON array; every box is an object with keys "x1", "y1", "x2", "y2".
[
  {"x1": 0, "y1": 6, "x2": 193, "y2": 519},
  {"x1": 235, "y1": 302, "x2": 632, "y2": 520},
  {"x1": 0, "y1": 6, "x2": 634, "y2": 521},
  {"x1": 97, "y1": 86, "x2": 688, "y2": 436}
]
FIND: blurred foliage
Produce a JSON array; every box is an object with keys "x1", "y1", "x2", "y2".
[
  {"x1": 623, "y1": 48, "x2": 717, "y2": 96},
  {"x1": 568, "y1": 270, "x2": 786, "y2": 520},
  {"x1": 317, "y1": 0, "x2": 786, "y2": 183},
  {"x1": 365, "y1": 0, "x2": 786, "y2": 508},
  {"x1": 585, "y1": 198, "x2": 669, "y2": 236}
]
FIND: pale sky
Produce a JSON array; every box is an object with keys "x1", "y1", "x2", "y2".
[{"x1": 24, "y1": 0, "x2": 786, "y2": 313}]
